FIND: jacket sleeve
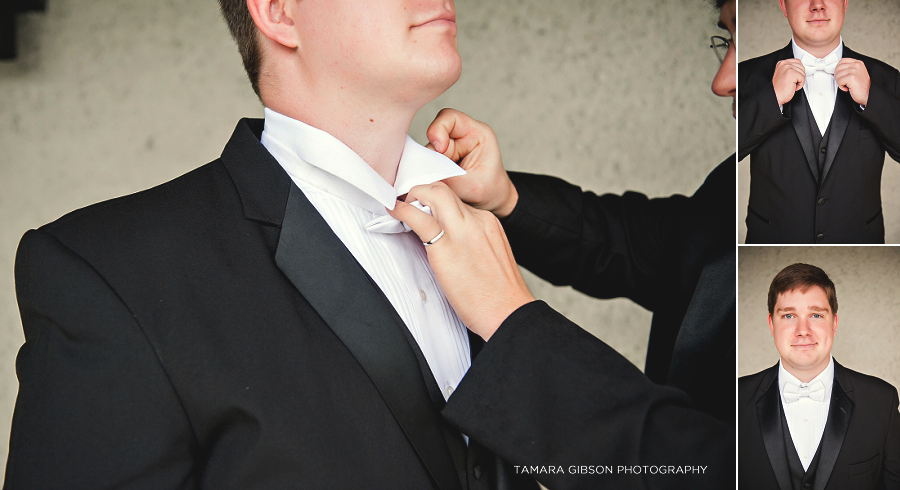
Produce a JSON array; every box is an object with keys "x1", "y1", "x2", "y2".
[
  {"x1": 738, "y1": 67, "x2": 791, "y2": 161},
  {"x1": 501, "y1": 172, "x2": 685, "y2": 313},
  {"x1": 4, "y1": 229, "x2": 197, "y2": 490},
  {"x1": 442, "y1": 301, "x2": 734, "y2": 490},
  {"x1": 857, "y1": 65, "x2": 900, "y2": 164},
  {"x1": 881, "y1": 387, "x2": 900, "y2": 489},
  {"x1": 501, "y1": 158, "x2": 732, "y2": 313}
]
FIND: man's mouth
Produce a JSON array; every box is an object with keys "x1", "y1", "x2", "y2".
[
  {"x1": 792, "y1": 342, "x2": 817, "y2": 348},
  {"x1": 413, "y1": 12, "x2": 457, "y2": 29}
]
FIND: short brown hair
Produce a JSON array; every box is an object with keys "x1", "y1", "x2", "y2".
[
  {"x1": 218, "y1": 0, "x2": 262, "y2": 97},
  {"x1": 767, "y1": 263, "x2": 838, "y2": 315}
]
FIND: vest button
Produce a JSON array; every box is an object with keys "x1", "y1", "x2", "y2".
[
  {"x1": 820, "y1": 148, "x2": 826, "y2": 154},
  {"x1": 804, "y1": 483, "x2": 812, "y2": 488},
  {"x1": 473, "y1": 465, "x2": 482, "y2": 480},
  {"x1": 817, "y1": 198, "x2": 826, "y2": 205},
  {"x1": 816, "y1": 233, "x2": 825, "y2": 241}
]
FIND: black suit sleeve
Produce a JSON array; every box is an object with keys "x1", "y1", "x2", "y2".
[
  {"x1": 500, "y1": 172, "x2": 685, "y2": 313},
  {"x1": 4, "y1": 230, "x2": 197, "y2": 489},
  {"x1": 857, "y1": 64, "x2": 900, "y2": 163},
  {"x1": 737, "y1": 62, "x2": 791, "y2": 161},
  {"x1": 442, "y1": 301, "x2": 734, "y2": 490},
  {"x1": 881, "y1": 388, "x2": 900, "y2": 489},
  {"x1": 501, "y1": 160, "x2": 730, "y2": 313}
]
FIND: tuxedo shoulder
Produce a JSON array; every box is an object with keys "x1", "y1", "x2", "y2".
[
  {"x1": 33, "y1": 159, "x2": 236, "y2": 253},
  {"x1": 738, "y1": 50, "x2": 781, "y2": 89},
  {"x1": 846, "y1": 50, "x2": 898, "y2": 69},
  {"x1": 840, "y1": 364, "x2": 900, "y2": 399},
  {"x1": 739, "y1": 366, "x2": 777, "y2": 400},
  {"x1": 854, "y1": 53, "x2": 900, "y2": 82},
  {"x1": 739, "y1": 50, "x2": 781, "y2": 70}
]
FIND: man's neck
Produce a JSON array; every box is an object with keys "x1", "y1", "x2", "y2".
[
  {"x1": 264, "y1": 88, "x2": 422, "y2": 186},
  {"x1": 793, "y1": 36, "x2": 842, "y2": 59},
  {"x1": 781, "y1": 358, "x2": 830, "y2": 383}
]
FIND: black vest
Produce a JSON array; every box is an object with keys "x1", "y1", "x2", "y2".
[
  {"x1": 804, "y1": 93, "x2": 833, "y2": 186},
  {"x1": 780, "y1": 397, "x2": 826, "y2": 490}
]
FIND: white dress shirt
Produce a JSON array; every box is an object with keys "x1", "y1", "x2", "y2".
[
  {"x1": 793, "y1": 38, "x2": 842, "y2": 136},
  {"x1": 779, "y1": 357, "x2": 835, "y2": 471},
  {"x1": 260, "y1": 108, "x2": 470, "y2": 401}
]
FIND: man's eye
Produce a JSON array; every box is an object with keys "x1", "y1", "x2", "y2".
[
  {"x1": 812, "y1": 313, "x2": 822, "y2": 318},
  {"x1": 783, "y1": 313, "x2": 794, "y2": 319}
]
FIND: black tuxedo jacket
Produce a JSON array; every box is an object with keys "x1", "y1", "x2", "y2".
[
  {"x1": 739, "y1": 43, "x2": 900, "y2": 244},
  {"x1": 5, "y1": 119, "x2": 536, "y2": 490},
  {"x1": 441, "y1": 158, "x2": 736, "y2": 489},
  {"x1": 739, "y1": 361, "x2": 900, "y2": 490}
]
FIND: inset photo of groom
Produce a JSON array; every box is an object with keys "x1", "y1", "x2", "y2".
[
  {"x1": 738, "y1": 0, "x2": 900, "y2": 244},
  {"x1": 739, "y1": 246, "x2": 900, "y2": 489}
]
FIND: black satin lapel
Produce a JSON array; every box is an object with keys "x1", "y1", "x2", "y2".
[
  {"x1": 814, "y1": 378, "x2": 854, "y2": 490},
  {"x1": 275, "y1": 185, "x2": 463, "y2": 490},
  {"x1": 790, "y1": 90, "x2": 820, "y2": 182},
  {"x1": 820, "y1": 91, "x2": 852, "y2": 184},
  {"x1": 758, "y1": 377, "x2": 793, "y2": 490}
]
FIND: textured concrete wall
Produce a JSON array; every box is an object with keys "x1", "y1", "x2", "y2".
[
  {"x1": 738, "y1": 0, "x2": 900, "y2": 243},
  {"x1": 739, "y1": 246, "x2": 900, "y2": 391},
  {"x1": 0, "y1": 0, "x2": 734, "y2": 475}
]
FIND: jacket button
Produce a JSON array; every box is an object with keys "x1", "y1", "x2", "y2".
[
  {"x1": 816, "y1": 233, "x2": 824, "y2": 241},
  {"x1": 820, "y1": 148, "x2": 826, "y2": 154},
  {"x1": 817, "y1": 198, "x2": 826, "y2": 205},
  {"x1": 473, "y1": 465, "x2": 482, "y2": 480},
  {"x1": 804, "y1": 483, "x2": 812, "y2": 489}
]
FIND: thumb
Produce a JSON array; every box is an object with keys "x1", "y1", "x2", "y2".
[{"x1": 386, "y1": 201, "x2": 443, "y2": 244}]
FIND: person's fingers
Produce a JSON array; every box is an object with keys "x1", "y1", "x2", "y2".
[
  {"x1": 404, "y1": 183, "x2": 468, "y2": 224},
  {"x1": 426, "y1": 108, "x2": 469, "y2": 155},
  {"x1": 425, "y1": 109, "x2": 491, "y2": 164},
  {"x1": 386, "y1": 200, "x2": 443, "y2": 244}
]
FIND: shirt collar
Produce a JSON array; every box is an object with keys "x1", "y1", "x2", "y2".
[
  {"x1": 778, "y1": 356, "x2": 835, "y2": 401},
  {"x1": 260, "y1": 107, "x2": 465, "y2": 214},
  {"x1": 792, "y1": 37, "x2": 843, "y2": 65}
]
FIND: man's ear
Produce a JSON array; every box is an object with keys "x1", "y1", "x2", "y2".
[
  {"x1": 767, "y1": 314, "x2": 775, "y2": 338},
  {"x1": 778, "y1": 0, "x2": 788, "y2": 19},
  {"x1": 246, "y1": 0, "x2": 299, "y2": 49}
]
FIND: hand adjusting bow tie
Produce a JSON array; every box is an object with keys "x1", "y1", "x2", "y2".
[
  {"x1": 364, "y1": 201, "x2": 432, "y2": 233},
  {"x1": 783, "y1": 379, "x2": 826, "y2": 403},
  {"x1": 802, "y1": 52, "x2": 839, "y2": 77}
]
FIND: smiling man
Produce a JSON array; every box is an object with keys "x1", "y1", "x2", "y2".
[
  {"x1": 738, "y1": 263, "x2": 900, "y2": 489},
  {"x1": 738, "y1": 0, "x2": 900, "y2": 244},
  {"x1": 3, "y1": 0, "x2": 537, "y2": 489}
]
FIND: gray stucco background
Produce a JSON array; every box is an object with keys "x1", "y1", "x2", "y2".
[
  {"x1": 0, "y1": 0, "x2": 734, "y2": 473},
  {"x1": 737, "y1": 0, "x2": 900, "y2": 243},
  {"x1": 739, "y1": 246, "x2": 900, "y2": 391}
]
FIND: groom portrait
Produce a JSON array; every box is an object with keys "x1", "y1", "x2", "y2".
[
  {"x1": 3, "y1": 0, "x2": 538, "y2": 488},
  {"x1": 738, "y1": 262, "x2": 900, "y2": 489},
  {"x1": 738, "y1": 0, "x2": 900, "y2": 244}
]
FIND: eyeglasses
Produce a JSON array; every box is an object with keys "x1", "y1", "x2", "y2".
[{"x1": 710, "y1": 35, "x2": 731, "y2": 63}]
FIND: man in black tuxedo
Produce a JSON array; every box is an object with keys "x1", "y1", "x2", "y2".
[
  {"x1": 3, "y1": 0, "x2": 535, "y2": 489},
  {"x1": 386, "y1": 1, "x2": 737, "y2": 488},
  {"x1": 739, "y1": 0, "x2": 900, "y2": 244},
  {"x1": 738, "y1": 263, "x2": 900, "y2": 489}
]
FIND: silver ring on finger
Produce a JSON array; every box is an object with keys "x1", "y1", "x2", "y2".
[{"x1": 423, "y1": 229, "x2": 445, "y2": 246}]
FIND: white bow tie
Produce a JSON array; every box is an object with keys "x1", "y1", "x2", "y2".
[
  {"x1": 802, "y1": 53, "x2": 839, "y2": 77},
  {"x1": 783, "y1": 379, "x2": 826, "y2": 403},
  {"x1": 364, "y1": 200, "x2": 432, "y2": 233}
]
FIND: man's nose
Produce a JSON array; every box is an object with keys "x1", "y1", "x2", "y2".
[
  {"x1": 810, "y1": 0, "x2": 827, "y2": 12},
  {"x1": 711, "y1": 44, "x2": 735, "y2": 98}
]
